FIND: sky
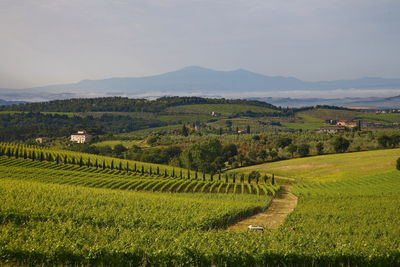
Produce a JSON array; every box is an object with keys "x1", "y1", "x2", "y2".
[{"x1": 1, "y1": 0, "x2": 400, "y2": 88}]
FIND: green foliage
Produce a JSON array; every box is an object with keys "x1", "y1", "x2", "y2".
[
  {"x1": 297, "y1": 144, "x2": 310, "y2": 157},
  {"x1": 332, "y1": 136, "x2": 350, "y2": 153},
  {"x1": 397, "y1": 157, "x2": 400, "y2": 171}
]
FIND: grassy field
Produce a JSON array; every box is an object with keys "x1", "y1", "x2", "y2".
[
  {"x1": 282, "y1": 114, "x2": 327, "y2": 130},
  {"x1": 0, "y1": 147, "x2": 399, "y2": 265},
  {"x1": 164, "y1": 104, "x2": 277, "y2": 116},
  {"x1": 93, "y1": 139, "x2": 147, "y2": 148},
  {"x1": 233, "y1": 148, "x2": 400, "y2": 182}
]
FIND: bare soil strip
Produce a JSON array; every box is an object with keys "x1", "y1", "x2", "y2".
[{"x1": 228, "y1": 185, "x2": 298, "y2": 231}]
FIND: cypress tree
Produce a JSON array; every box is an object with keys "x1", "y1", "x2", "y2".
[
  {"x1": 141, "y1": 165, "x2": 144, "y2": 175},
  {"x1": 111, "y1": 160, "x2": 114, "y2": 170},
  {"x1": 95, "y1": 159, "x2": 98, "y2": 169},
  {"x1": 79, "y1": 157, "x2": 83, "y2": 167},
  {"x1": 15, "y1": 149, "x2": 19, "y2": 159},
  {"x1": 102, "y1": 160, "x2": 106, "y2": 170},
  {"x1": 5, "y1": 148, "x2": 11, "y2": 158},
  {"x1": 202, "y1": 172, "x2": 205, "y2": 181},
  {"x1": 119, "y1": 162, "x2": 122, "y2": 171},
  {"x1": 71, "y1": 157, "x2": 76, "y2": 165},
  {"x1": 210, "y1": 173, "x2": 214, "y2": 181},
  {"x1": 126, "y1": 162, "x2": 129, "y2": 172},
  {"x1": 149, "y1": 166, "x2": 152, "y2": 175},
  {"x1": 195, "y1": 171, "x2": 198, "y2": 180},
  {"x1": 233, "y1": 173, "x2": 236, "y2": 183},
  {"x1": 55, "y1": 154, "x2": 60, "y2": 164},
  {"x1": 180, "y1": 170, "x2": 183, "y2": 179},
  {"x1": 272, "y1": 174, "x2": 275, "y2": 185},
  {"x1": 172, "y1": 168, "x2": 175, "y2": 177},
  {"x1": 64, "y1": 155, "x2": 68, "y2": 164},
  {"x1": 164, "y1": 169, "x2": 168, "y2": 177},
  {"x1": 225, "y1": 173, "x2": 228, "y2": 183},
  {"x1": 218, "y1": 172, "x2": 221, "y2": 181},
  {"x1": 247, "y1": 174, "x2": 251, "y2": 184},
  {"x1": 39, "y1": 152, "x2": 44, "y2": 162},
  {"x1": 256, "y1": 176, "x2": 259, "y2": 184},
  {"x1": 157, "y1": 167, "x2": 160, "y2": 175},
  {"x1": 32, "y1": 150, "x2": 36, "y2": 161},
  {"x1": 87, "y1": 158, "x2": 91, "y2": 167},
  {"x1": 187, "y1": 169, "x2": 190, "y2": 179},
  {"x1": 240, "y1": 174, "x2": 244, "y2": 183},
  {"x1": 134, "y1": 163, "x2": 137, "y2": 172},
  {"x1": 23, "y1": 150, "x2": 27, "y2": 159},
  {"x1": 263, "y1": 174, "x2": 267, "y2": 183}
]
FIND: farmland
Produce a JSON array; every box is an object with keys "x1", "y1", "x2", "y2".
[
  {"x1": 0, "y1": 97, "x2": 399, "y2": 265},
  {"x1": 0, "y1": 148, "x2": 399, "y2": 265}
]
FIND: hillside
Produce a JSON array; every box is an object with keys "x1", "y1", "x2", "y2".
[{"x1": 0, "y1": 148, "x2": 399, "y2": 265}]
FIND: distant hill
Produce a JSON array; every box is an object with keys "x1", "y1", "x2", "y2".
[
  {"x1": 0, "y1": 99, "x2": 26, "y2": 106},
  {"x1": 1, "y1": 66, "x2": 400, "y2": 102},
  {"x1": 254, "y1": 95, "x2": 400, "y2": 109}
]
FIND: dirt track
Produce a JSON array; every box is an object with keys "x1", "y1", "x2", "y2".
[{"x1": 228, "y1": 185, "x2": 298, "y2": 231}]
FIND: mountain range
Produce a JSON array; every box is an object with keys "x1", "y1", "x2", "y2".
[{"x1": 1, "y1": 66, "x2": 400, "y2": 107}]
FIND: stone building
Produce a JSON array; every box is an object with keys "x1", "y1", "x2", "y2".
[{"x1": 70, "y1": 130, "x2": 92, "y2": 143}]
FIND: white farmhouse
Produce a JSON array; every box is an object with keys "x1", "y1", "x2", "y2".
[{"x1": 70, "y1": 130, "x2": 92, "y2": 143}]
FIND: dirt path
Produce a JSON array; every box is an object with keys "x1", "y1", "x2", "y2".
[{"x1": 228, "y1": 185, "x2": 298, "y2": 231}]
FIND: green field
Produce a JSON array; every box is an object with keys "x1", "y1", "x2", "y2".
[
  {"x1": 282, "y1": 114, "x2": 327, "y2": 130},
  {"x1": 0, "y1": 147, "x2": 399, "y2": 265},
  {"x1": 164, "y1": 104, "x2": 277, "y2": 116}
]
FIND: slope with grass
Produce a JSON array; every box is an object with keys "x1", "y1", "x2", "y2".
[
  {"x1": 164, "y1": 104, "x2": 278, "y2": 116},
  {"x1": 0, "y1": 148, "x2": 399, "y2": 266}
]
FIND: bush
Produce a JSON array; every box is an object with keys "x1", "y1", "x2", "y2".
[{"x1": 332, "y1": 137, "x2": 350, "y2": 153}]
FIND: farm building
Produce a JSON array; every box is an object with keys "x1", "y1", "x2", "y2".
[
  {"x1": 70, "y1": 130, "x2": 93, "y2": 143},
  {"x1": 318, "y1": 126, "x2": 346, "y2": 133},
  {"x1": 336, "y1": 120, "x2": 357, "y2": 127},
  {"x1": 35, "y1": 137, "x2": 47, "y2": 144}
]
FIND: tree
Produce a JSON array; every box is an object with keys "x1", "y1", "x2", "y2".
[
  {"x1": 182, "y1": 124, "x2": 189, "y2": 137},
  {"x1": 332, "y1": 137, "x2": 350, "y2": 153},
  {"x1": 114, "y1": 144, "x2": 128, "y2": 155},
  {"x1": 246, "y1": 125, "x2": 251, "y2": 134},
  {"x1": 297, "y1": 144, "x2": 310, "y2": 157},
  {"x1": 378, "y1": 135, "x2": 391, "y2": 148},
  {"x1": 287, "y1": 144, "x2": 297, "y2": 157},
  {"x1": 397, "y1": 158, "x2": 400, "y2": 171},
  {"x1": 277, "y1": 137, "x2": 292, "y2": 149},
  {"x1": 316, "y1": 142, "x2": 324, "y2": 155}
]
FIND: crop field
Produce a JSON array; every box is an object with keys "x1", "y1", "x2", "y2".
[
  {"x1": 164, "y1": 104, "x2": 277, "y2": 116},
  {"x1": 93, "y1": 139, "x2": 147, "y2": 148},
  {"x1": 0, "y1": 146, "x2": 399, "y2": 265},
  {"x1": 281, "y1": 114, "x2": 327, "y2": 130},
  {"x1": 0, "y1": 157, "x2": 278, "y2": 195}
]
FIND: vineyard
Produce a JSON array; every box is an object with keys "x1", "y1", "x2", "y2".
[
  {"x1": 0, "y1": 143, "x2": 279, "y2": 195},
  {"x1": 0, "y1": 146, "x2": 399, "y2": 266}
]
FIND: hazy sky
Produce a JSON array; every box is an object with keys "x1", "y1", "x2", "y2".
[{"x1": 1, "y1": 0, "x2": 400, "y2": 88}]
